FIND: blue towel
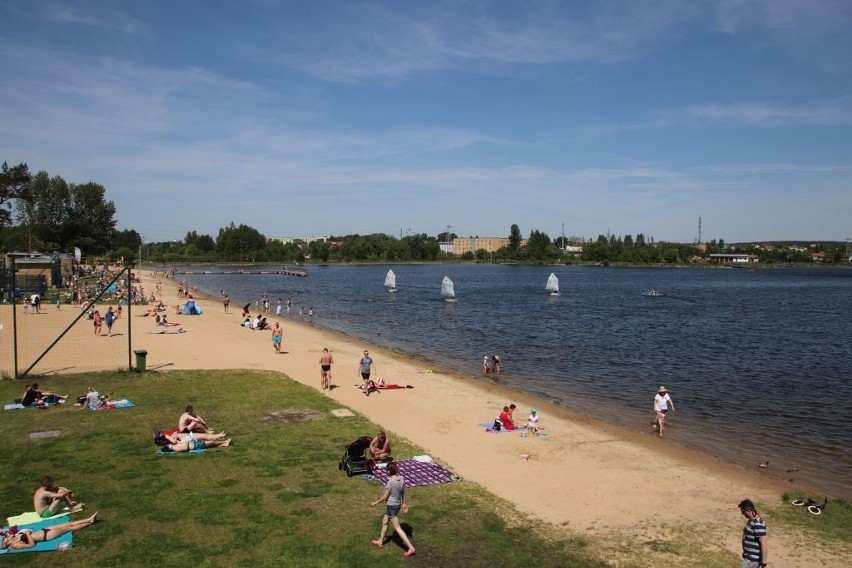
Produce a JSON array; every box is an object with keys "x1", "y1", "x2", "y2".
[
  {"x1": 156, "y1": 448, "x2": 206, "y2": 455},
  {"x1": 478, "y1": 422, "x2": 528, "y2": 434},
  {"x1": 0, "y1": 515, "x2": 73, "y2": 554}
]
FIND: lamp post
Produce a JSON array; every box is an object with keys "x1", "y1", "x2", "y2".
[{"x1": 125, "y1": 259, "x2": 135, "y2": 371}]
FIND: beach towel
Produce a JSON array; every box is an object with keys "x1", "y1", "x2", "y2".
[
  {"x1": 0, "y1": 514, "x2": 72, "y2": 554},
  {"x1": 370, "y1": 459, "x2": 456, "y2": 487},
  {"x1": 479, "y1": 423, "x2": 528, "y2": 434},
  {"x1": 156, "y1": 448, "x2": 207, "y2": 455},
  {"x1": 6, "y1": 511, "x2": 69, "y2": 526},
  {"x1": 94, "y1": 399, "x2": 135, "y2": 410}
]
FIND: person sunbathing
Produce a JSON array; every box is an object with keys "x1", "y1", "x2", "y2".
[
  {"x1": 154, "y1": 431, "x2": 227, "y2": 445},
  {"x1": 158, "y1": 436, "x2": 231, "y2": 453},
  {"x1": 1, "y1": 512, "x2": 99, "y2": 550}
]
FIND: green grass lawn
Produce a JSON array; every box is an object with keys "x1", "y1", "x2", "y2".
[{"x1": 0, "y1": 370, "x2": 603, "y2": 567}]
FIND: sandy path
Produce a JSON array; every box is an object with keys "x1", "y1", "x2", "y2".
[{"x1": 3, "y1": 272, "x2": 847, "y2": 566}]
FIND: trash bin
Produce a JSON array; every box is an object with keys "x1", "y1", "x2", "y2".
[{"x1": 134, "y1": 349, "x2": 148, "y2": 373}]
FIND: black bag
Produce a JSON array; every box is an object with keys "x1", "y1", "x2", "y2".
[{"x1": 493, "y1": 419, "x2": 502, "y2": 431}]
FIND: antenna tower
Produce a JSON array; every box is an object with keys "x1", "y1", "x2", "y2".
[{"x1": 696, "y1": 216, "x2": 702, "y2": 244}]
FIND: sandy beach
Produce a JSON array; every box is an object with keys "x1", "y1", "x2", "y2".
[{"x1": 2, "y1": 271, "x2": 848, "y2": 566}]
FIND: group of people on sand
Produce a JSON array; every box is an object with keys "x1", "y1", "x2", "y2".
[
  {"x1": 0, "y1": 476, "x2": 98, "y2": 552},
  {"x1": 493, "y1": 404, "x2": 544, "y2": 434}
]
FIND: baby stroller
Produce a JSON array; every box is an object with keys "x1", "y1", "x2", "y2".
[{"x1": 339, "y1": 436, "x2": 373, "y2": 477}]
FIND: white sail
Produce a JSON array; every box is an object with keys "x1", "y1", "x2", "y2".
[
  {"x1": 441, "y1": 276, "x2": 455, "y2": 299},
  {"x1": 384, "y1": 269, "x2": 397, "y2": 291},
  {"x1": 546, "y1": 273, "x2": 559, "y2": 295}
]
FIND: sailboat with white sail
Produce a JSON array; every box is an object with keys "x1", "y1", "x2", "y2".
[
  {"x1": 384, "y1": 269, "x2": 397, "y2": 293},
  {"x1": 546, "y1": 273, "x2": 560, "y2": 296},
  {"x1": 441, "y1": 276, "x2": 456, "y2": 302}
]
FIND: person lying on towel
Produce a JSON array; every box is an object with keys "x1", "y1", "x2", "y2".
[
  {"x1": 154, "y1": 431, "x2": 231, "y2": 453},
  {"x1": 1, "y1": 512, "x2": 99, "y2": 550}
]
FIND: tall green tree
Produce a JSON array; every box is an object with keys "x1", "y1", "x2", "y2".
[
  {"x1": 216, "y1": 223, "x2": 266, "y2": 261},
  {"x1": 112, "y1": 229, "x2": 143, "y2": 252},
  {"x1": 0, "y1": 161, "x2": 31, "y2": 228},
  {"x1": 67, "y1": 182, "x2": 117, "y2": 255},
  {"x1": 508, "y1": 224, "x2": 522, "y2": 257},
  {"x1": 525, "y1": 229, "x2": 557, "y2": 261},
  {"x1": 16, "y1": 171, "x2": 72, "y2": 250}
]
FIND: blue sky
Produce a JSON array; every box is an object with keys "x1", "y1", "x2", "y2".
[{"x1": 1, "y1": 0, "x2": 850, "y2": 244}]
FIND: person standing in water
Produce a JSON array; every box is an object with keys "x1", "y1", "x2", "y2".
[{"x1": 653, "y1": 385, "x2": 675, "y2": 437}]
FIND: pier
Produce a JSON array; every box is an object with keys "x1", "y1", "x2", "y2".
[{"x1": 174, "y1": 267, "x2": 308, "y2": 277}]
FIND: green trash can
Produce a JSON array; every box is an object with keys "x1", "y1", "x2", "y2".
[{"x1": 134, "y1": 349, "x2": 148, "y2": 373}]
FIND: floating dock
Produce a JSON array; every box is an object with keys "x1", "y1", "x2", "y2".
[{"x1": 174, "y1": 267, "x2": 308, "y2": 277}]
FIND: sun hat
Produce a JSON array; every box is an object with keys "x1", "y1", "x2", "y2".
[
  {"x1": 530, "y1": 408, "x2": 537, "y2": 413},
  {"x1": 658, "y1": 385, "x2": 667, "y2": 393}
]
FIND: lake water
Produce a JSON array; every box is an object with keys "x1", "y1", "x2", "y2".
[{"x1": 175, "y1": 264, "x2": 852, "y2": 499}]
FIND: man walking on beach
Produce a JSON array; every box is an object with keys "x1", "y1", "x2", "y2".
[
  {"x1": 319, "y1": 347, "x2": 333, "y2": 390},
  {"x1": 104, "y1": 306, "x2": 116, "y2": 337},
  {"x1": 223, "y1": 294, "x2": 230, "y2": 313},
  {"x1": 271, "y1": 322, "x2": 283, "y2": 354},
  {"x1": 359, "y1": 350, "x2": 376, "y2": 396},
  {"x1": 738, "y1": 499, "x2": 768, "y2": 568}
]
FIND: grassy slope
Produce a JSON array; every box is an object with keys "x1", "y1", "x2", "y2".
[{"x1": 1, "y1": 370, "x2": 604, "y2": 568}]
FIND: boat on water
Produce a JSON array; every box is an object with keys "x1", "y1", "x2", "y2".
[
  {"x1": 441, "y1": 276, "x2": 456, "y2": 302},
  {"x1": 546, "y1": 273, "x2": 560, "y2": 296},
  {"x1": 384, "y1": 269, "x2": 397, "y2": 293},
  {"x1": 642, "y1": 287, "x2": 662, "y2": 297}
]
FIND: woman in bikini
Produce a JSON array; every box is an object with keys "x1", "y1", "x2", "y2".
[{"x1": 1, "y1": 512, "x2": 99, "y2": 550}]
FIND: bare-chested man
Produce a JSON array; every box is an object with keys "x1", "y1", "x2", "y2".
[
  {"x1": 178, "y1": 405, "x2": 211, "y2": 433},
  {"x1": 34, "y1": 476, "x2": 83, "y2": 518},
  {"x1": 319, "y1": 347, "x2": 334, "y2": 390}
]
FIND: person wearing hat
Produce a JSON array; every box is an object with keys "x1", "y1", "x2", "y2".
[
  {"x1": 526, "y1": 408, "x2": 542, "y2": 435},
  {"x1": 738, "y1": 499, "x2": 768, "y2": 568},
  {"x1": 653, "y1": 385, "x2": 675, "y2": 437}
]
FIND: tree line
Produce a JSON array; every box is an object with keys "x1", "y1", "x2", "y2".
[{"x1": 3, "y1": 160, "x2": 848, "y2": 265}]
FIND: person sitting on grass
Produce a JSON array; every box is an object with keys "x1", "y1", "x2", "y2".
[
  {"x1": 1, "y1": 512, "x2": 99, "y2": 550},
  {"x1": 178, "y1": 405, "x2": 211, "y2": 433},
  {"x1": 34, "y1": 476, "x2": 83, "y2": 517},
  {"x1": 369, "y1": 432, "x2": 392, "y2": 461},
  {"x1": 22, "y1": 384, "x2": 67, "y2": 407},
  {"x1": 81, "y1": 386, "x2": 103, "y2": 411}
]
